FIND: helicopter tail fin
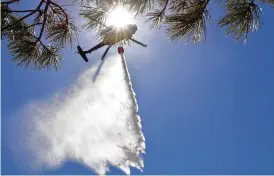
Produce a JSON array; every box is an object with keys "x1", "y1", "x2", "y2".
[{"x1": 77, "y1": 45, "x2": 89, "y2": 62}]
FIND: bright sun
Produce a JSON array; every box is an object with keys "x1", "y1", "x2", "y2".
[{"x1": 106, "y1": 6, "x2": 134, "y2": 28}]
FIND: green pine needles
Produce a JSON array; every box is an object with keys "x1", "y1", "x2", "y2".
[{"x1": 1, "y1": 0, "x2": 273, "y2": 70}]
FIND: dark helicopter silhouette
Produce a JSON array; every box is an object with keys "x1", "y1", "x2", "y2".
[{"x1": 77, "y1": 23, "x2": 147, "y2": 62}]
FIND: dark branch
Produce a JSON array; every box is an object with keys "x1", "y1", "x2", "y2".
[
  {"x1": 7, "y1": 9, "x2": 37, "y2": 13},
  {"x1": 1, "y1": 0, "x2": 20, "y2": 5},
  {"x1": 36, "y1": 0, "x2": 49, "y2": 42}
]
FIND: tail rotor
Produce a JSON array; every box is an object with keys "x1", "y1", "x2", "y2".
[{"x1": 77, "y1": 45, "x2": 89, "y2": 62}]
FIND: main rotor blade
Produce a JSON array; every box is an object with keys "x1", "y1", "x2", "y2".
[
  {"x1": 101, "y1": 45, "x2": 112, "y2": 60},
  {"x1": 129, "y1": 38, "x2": 148, "y2": 47}
]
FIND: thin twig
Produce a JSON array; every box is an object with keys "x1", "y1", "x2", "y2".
[
  {"x1": 49, "y1": 1, "x2": 69, "y2": 25},
  {"x1": 36, "y1": 0, "x2": 49, "y2": 42},
  {"x1": 1, "y1": 0, "x2": 20, "y2": 5}
]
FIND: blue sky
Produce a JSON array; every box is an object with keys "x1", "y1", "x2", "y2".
[{"x1": 2, "y1": 1, "x2": 274, "y2": 175}]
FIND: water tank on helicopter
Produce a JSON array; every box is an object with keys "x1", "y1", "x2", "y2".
[{"x1": 118, "y1": 46, "x2": 124, "y2": 54}]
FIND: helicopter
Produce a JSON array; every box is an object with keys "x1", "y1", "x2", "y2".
[{"x1": 77, "y1": 23, "x2": 147, "y2": 62}]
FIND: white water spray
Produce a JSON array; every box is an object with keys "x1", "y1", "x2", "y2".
[{"x1": 9, "y1": 54, "x2": 145, "y2": 175}]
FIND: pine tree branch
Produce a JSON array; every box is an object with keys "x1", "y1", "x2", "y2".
[
  {"x1": 1, "y1": 0, "x2": 44, "y2": 31},
  {"x1": 1, "y1": 0, "x2": 20, "y2": 5},
  {"x1": 218, "y1": 0, "x2": 262, "y2": 43},
  {"x1": 165, "y1": 0, "x2": 210, "y2": 43},
  {"x1": 48, "y1": 0, "x2": 69, "y2": 24},
  {"x1": 27, "y1": 22, "x2": 43, "y2": 28},
  {"x1": 33, "y1": 36, "x2": 54, "y2": 57},
  {"x1": 36, "y1": 0, "x2": 49, "y2": 42},
  {"x1": 7, "y1": 9, "x2": 37, "y2": 13},
  {"x1": 146, "y1": 0, "x2": 169, "y2": 28}
]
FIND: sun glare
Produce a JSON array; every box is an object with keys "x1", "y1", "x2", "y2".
[{"x1": 106, "y1": 6, "x2": 134, "y2": 28}]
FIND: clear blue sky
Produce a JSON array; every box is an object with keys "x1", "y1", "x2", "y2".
[{"x1": 2, "y1": 1, "x2": 274, "y2": 175}]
